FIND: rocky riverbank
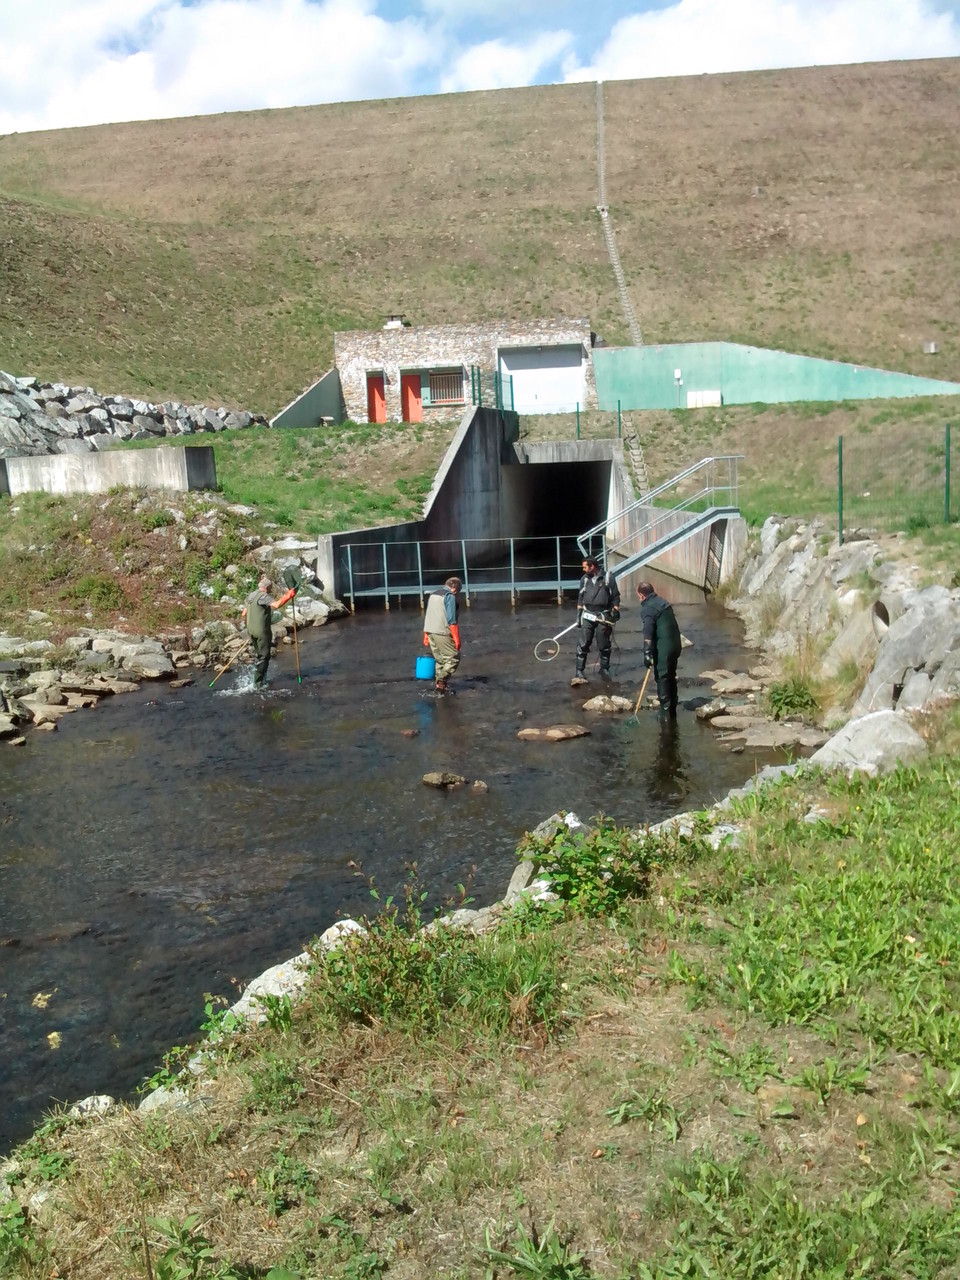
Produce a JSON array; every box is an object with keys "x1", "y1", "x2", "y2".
[{"x1": 682, "y1": 514, "x2": 960, "y2": 764}]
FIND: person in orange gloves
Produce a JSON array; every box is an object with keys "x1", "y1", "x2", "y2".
[
  {"x1": 241, "y1": 575, "x2": 296, "y2": 688},
  {"x1": 422, "y1": 576, "x2": 462, "y2": 694}
]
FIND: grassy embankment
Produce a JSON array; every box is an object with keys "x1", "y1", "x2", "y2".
[
  {"x1": 0, "y1": 421, "x2": 454, "y2": 639},
  {"x1": 4, "y1": 712, "x2": 960, "y2": 1278}
]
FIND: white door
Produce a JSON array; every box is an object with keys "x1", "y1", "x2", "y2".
[{"x1": 498, "y1": 345, "x2": 585, "y2": 414}]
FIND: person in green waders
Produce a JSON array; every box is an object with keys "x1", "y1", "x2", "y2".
[
  {"x1": 422, "y1": 576, "x2": 462, "y2": 694},
  {"x1": 241, "y1": 576, "x2": 296, "y2": 688},
  {"x1": 636, "y1": 580, "x2": 682, "y2": 720}
]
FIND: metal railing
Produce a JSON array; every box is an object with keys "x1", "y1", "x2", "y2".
[
  {"x1": 578, "y1": 455, "x2": 742, "y2": 563},
  {"x1": 338, "y1": 534, "x2": 587, "y2": 610}
]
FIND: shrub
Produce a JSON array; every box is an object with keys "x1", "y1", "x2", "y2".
[
  {"x1": 766, "y1": 675, "x2": 819, "y2": 720},
  {"x1": 67, "y1": 574, "x2": 126, "y2": 611}
]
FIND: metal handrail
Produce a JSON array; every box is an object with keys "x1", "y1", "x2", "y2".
[{"x1": 577, "y1": 454, "x2": 743, "y2": 558}]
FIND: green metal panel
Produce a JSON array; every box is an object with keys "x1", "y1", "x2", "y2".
[
  {"x1": 593, "y1": 343, "x2": 960, "y2": 411},
  {"x1": 420, "y1": 372, "x2": 431, "y2": 407}
]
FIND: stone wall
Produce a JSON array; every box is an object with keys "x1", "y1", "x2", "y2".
[{"x1": 334, "y1": 318, "x2": 596, "y2": 423}]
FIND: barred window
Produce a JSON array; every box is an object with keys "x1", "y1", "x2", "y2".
[{"x1": 429, "y1": 369, "x2": 464, "y2": 404}]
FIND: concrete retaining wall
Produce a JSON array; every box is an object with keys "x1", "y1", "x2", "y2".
[
  {"x1": 317, "y1": 407, "x2": 519, "y2": 600},
  {"x1": 1, "y1": 445, "x2": 217, "y2": 496},
  {"x1": 270, "y1": 369, "x2": 345, "y2": 429}
]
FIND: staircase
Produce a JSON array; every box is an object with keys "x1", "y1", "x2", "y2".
[
  {"x1": 624, "y1": 429, "x2": 650, "y2": 496},
  {"x1": 578, "y1": 455, "x2": 743, "y2": 585}
]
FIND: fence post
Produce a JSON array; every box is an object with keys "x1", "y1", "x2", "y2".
[
  {"x1": 946, "y1": 423, "x2": 951, "y2": 525},
  {"x1": 382, "y1": 543, "x2": 390, "y2": 611},
  {"x1": 346, "y1": 543, "x2": 355, "y2": 613},
  {"x1": 470, "y1": 365, "x2": 476, "y2": 405},
  {"x1": 617, "y1": 399, "x2": 621, "y2": 438},
  {"x1": 838, "y1": 435, "x2": 844, "y2": 548},
  {"x1": 576, "y1": 403, "x2": 580, "y2": 439}
]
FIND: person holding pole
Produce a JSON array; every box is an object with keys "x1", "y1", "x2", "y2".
[
  {"x1": 572, "y1": 555, "x2": 620, "y2": 685},
  {"x1": 423, "y1": 576, "x2": 462, "y2": 694},
  {"x1": 241, "y1": 576, "x2": 296, "y2": 688},
  {"x1": 636, "y1": 580, "x2": 682, "y2": 720}
]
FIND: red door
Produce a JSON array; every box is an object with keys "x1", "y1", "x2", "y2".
[
  {"x1": 400, "y1": 373, "x2": 422, "y2": 423},
  {"x1": 366, "y1": 373, "x2": 386, "y2": 424}
]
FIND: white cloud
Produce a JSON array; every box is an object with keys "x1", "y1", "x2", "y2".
[
  {"x1": 0, "y1": 0, "x2": 437, "y2": 133},
  {"x1": 2, "y1": 0, "x2": 958, "y2": 134},
  {"x1": 564, "y1": 0, "x2": 960, "y2": 83},
  {"x1": 439, "y1": 30, "x2": 573, "y2": 93}
]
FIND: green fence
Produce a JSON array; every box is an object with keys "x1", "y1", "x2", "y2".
[{"x1": 838, "y1": 424, "x2": 955, "y2": 544}]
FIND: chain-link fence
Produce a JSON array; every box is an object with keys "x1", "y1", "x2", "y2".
[{"x1": 839, "y1": 423, "x2": 955, "y2": 543}]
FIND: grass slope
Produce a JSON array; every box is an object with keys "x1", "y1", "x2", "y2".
[
  {"x1": 4, "y1": 719, "x2": 960, "y2": 1278},
  {"x1": 1, "y1": 59, "x2": 959, "y2": 411}
]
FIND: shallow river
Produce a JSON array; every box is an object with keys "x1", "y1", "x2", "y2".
[{"x1": 0, "y1": 584, "x2": 777, "y2": 1152}]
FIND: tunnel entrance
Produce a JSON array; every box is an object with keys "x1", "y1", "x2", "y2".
[{"x1": 500, "y1": 459, "x2": 611, "y2": 539}]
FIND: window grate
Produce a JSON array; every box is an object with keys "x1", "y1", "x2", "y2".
[{"x1": 429, "y1": 370, "x2": 464, "y2": 404}]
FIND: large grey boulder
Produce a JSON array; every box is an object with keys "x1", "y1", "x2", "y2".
[
  {"x1": 852, "y1": 600, "x2": 960, "y2": 717},
  {"x1": 810, "y1": 710, "x2": 927, "y2": 776},
  {"x1": 821, "y1": 607, "x2": 877, "y2": 679}
]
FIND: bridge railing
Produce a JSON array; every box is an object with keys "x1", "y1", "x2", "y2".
[{"x1": 338, "y1": 533, "x2": 588, "y2": 610}]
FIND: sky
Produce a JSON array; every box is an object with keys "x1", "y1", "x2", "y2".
[{"x1": 1, "y1": 0, "x2": 959, "y2": 134}]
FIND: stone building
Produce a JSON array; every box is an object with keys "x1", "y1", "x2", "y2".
[{"x1": 332, "y1": 316, "x2": 598, "y2": 424}]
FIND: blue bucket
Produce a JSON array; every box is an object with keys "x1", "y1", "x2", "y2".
[{"x1": 416, "y1": 654, "x2": 436, "y2": 680}]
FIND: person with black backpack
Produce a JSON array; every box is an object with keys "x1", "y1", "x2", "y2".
[{"x1": 572, "y1": 555, "x2": 620, "y2": 685}]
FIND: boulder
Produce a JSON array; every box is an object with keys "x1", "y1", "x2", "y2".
[
  {"x1": 517, "y1": 724, "x2": 591, "y2": 742},
  {"x1": 810, "y1": 710, "x2": 928, "y2": 776},
  {"x1": 582, "y1": 694, "x2": 634, "y2": 713},
  {"x1": 422, "y1": 771, "x2": 466, "y2": 788},
  {"x1": 695, "y1": 699, "x2": 728, "y2": 721}
]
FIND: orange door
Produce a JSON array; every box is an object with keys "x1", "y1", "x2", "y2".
[
  {"x1": 366, "y1": 373, "x2": 386, "y2": 423},
  {"x1": 400, "y1": 373, "x2": 422, "y2": 423}
]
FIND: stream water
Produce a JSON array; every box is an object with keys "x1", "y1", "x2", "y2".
[{"x1": 0, "y1": 584, "x2": 778, "y2": 1153}]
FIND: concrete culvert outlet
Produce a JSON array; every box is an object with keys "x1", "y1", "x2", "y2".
[{"x1": 871, "y1": 593, "x2": 904, "y2": 641}]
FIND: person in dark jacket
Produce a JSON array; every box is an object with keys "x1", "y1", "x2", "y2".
[
  {"x1": 423, "y1": 576, "x2": 462, "y2": 694},
  {"x1": 241, "y1": 576, "x2": 296, "y2": 688},
  {"x1": 573, "y1": 556, "x2": 620, "y2": 683},
  {"x1": 636, "y1": 580, "x2": 682, "y2": 719}
]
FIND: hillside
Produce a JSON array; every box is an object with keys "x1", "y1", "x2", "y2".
[{"x1": 1, "y1": 58, "x2": 959, "y2": 413}]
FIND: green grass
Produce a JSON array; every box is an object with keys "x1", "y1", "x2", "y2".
[{"x1": 120, "y1": 421, "x2": 451, "y2": 534}]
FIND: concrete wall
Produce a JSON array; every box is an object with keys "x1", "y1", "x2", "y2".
[
  {"x1": 334, "y1": 318, "x2": 595, "y2": 423},
  {"x1": 593, "y1": 342, "x2": 960, "y2": 410},
  {"x1": 270, "y1": 369, "x2": 345, "y2": 428},
  {"x1": 317, "y1": 406, "x2": 520, "y2": 601},
  {"x1": 1, "y1": 445, "x2": 217, "y2": 496}
]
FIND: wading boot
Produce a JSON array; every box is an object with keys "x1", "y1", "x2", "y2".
[{"x1": 435, "y1": 678, "x2": 448, "y2": 695}]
